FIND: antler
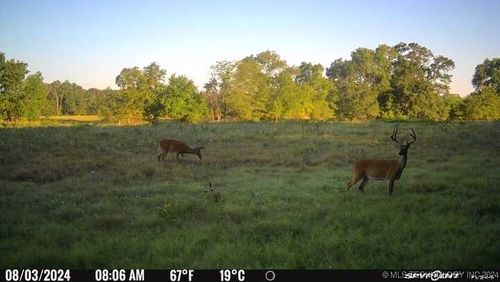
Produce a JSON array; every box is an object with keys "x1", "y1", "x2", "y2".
[
  {"x1": 391, "y1": 128, "x2": 401, "y2": 145},
  {"x1": 407, "y1": 128, "x2": 417, "y2": 145}
]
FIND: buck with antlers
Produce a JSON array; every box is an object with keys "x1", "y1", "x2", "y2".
[
  {"x1": 157, "y1": 138, "x2": 204, "y2": 162},
  {"x1": 347, "y1": 128, "x2": 417, "y2": 195}
]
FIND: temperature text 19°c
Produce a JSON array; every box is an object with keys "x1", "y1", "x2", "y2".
[
  {"x1": 169, "y1": 270, "x2": 194, "y2": 282},
  {"x1": 220, "y1": 270, "x2": 245, "y2": 282}
]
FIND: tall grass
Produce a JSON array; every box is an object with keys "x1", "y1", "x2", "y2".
[{"x1": 0, "y1": 120, "x2": 499, "y2": 268}]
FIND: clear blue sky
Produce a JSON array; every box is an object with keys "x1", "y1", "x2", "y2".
[{"x1": 1, "y1": 0, "x2": 499, "y2": 96}]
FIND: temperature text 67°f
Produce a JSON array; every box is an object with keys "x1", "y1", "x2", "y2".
[
  {"x1": 169, "y1": 270, "x2": 194, "y2": 282},
  {"x1": 220, "y1": 270, "x2": 245, "y2": 282}
]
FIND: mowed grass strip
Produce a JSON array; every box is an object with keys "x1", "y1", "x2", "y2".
[{"x1": 0, "y1": 121, "x2": 499, "y2": 268}]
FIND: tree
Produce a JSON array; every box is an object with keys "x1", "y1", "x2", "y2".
[
  {"x1": 0, "y1": 53, "x2": 29, "y2": 121},
  {"x1": 48, "y1": 80, "x2": 63, "y2": 115},
  {"x1": 463, "y1": 86, "x2": 500, "y2": 120},
  {"x1": 472, "y1": 58, "x2": 500, "y2": 94},
  {"x1": 203, "y1": 77, "x2": 221, "y2": 121},
  {"x1": 227, "y1": 57, "x2": 270, "y2": 120},
  {"x1": 143, "y1": 62, "x2": 166, "y2": 91},
  {"x1": 114, "y1": 63, "x2": 167, "y2": 121},
  {"x1": 442, "y1": 94, "x2": 464, "y2": 120},
  {"x1": 60, "y1": 81, "x2": 88, "y2": 115},
  {"x1": 116, "y1": 67, "x2": 146, "y2": 90},
  {"x1": 46, "y1": 80, "x2": 92, "y2": 116},
  {"x1": 98, "y1": 88, "x2": 130, "y2": 122},
  {"x1": 86, "y1": 88, "x2": 109, "y2": 115},
  {"x1": 254, "y1": 50, "x2": 287, "y2": 78},
  {"x1": 224, "y1": 51, "x2": 312, "y2": 121},
  {"x1": 390, "y1": 42, "x2": 454, "y2": 120},
  {"x1": 105, "y1": 63, "x2": 209, "y2": 123},
  {"x1": 271, "y1": 67, "x2": 302, "y2": 120},
  {"x1": 296, "y1": 62, "x2": 334, "y2": 120},
  {"x1": 22, "y1": 72, "x2": 48, "y2": 120},
  {"x1": 208, "y1": 60, "x2": 235, "y2": 120},
  {"x1": 160, "y1": 75, "x2": 208, "y2": 122},
  {"x1": 325, "y1": 43, "x2": 454, "y2": 120},
  {"x1": 373, "y1": 44, "x2": 398, "y2": 118},
  {"x1": 428, "y1": 55, "x2": 455, "y2": 95},
  {"x1": 114, "y1": 66, "x2": 147, "y2": 121},
  {"x1": 326, "y1": 49, "x2": 382, "y2": 120},
  {"x1": 142, "y1": 62, "x2": 167, "y2": 121}
]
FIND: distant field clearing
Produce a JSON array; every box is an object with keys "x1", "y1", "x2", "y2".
[{"x1": 44, "y1": 115, "x2": 102, "y2": 122}]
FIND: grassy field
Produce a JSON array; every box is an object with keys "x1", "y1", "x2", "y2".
[{"x1": 0, "y1": 120, "x2": 499, "y2": 269}]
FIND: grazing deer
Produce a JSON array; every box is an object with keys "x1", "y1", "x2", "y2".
[
  {"x1": 157, "y1": 138, "x2": 204, "y2": 162},
  {"x1": 347, "y1": 128, "x2": 416, "y2": 195}
]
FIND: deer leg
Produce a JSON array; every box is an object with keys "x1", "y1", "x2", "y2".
[
  {"x1": 388, "y1": 180, "x2": 395, "y2": 196},
  {"x1": 158, "y1": 150, "x2": 167, "y2": 162},
  {"x1": 358, "y1": 176, "x2": 369, "y2": 193},
  {"x1": 176, "y1": 153, "x2": 180, "y2": 164},
  {"x1": 347, "y1": 175, "x2": 363, "y2": 191},
  {"x1": 157, "y1": 147, "x2": 163, "y2": 162}
]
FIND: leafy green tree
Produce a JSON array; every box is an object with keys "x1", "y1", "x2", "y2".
[
  {"x1": 86, "y1": 88, "x2": 109, "y2": 115},
  {"x1": 203, "y1": 77, "x2": 221, "y2": 121},
  {"x1": 106, "y1": 63, "x2": 209, "y2": 123},
  {"x1": 442, "y1": 94, "x2": 464, "y2": 120},
  {"x1": 463, "y1": 86, "x2": 500, "y2": 120},
  {"x1": 116, "y1": 67, "x2": 146, "y2": 90},
  {"x1": 391, "y1": 42, "x2": 454, "y2": 120},
  {"x1": 228, "y1": 57, "x2": 270, "y2": 120},
  {"x1": 48, "y1": 80, "x2": 63, "y2": 115},
  {"x1": 22, "y1": 72, "x2": 48, "y2": 120},
  {"x1": 0, "y1": 53, "x2": 29, "y2": 121},
  {"x1": 144, "y1": 62, "x2": 166, "y2": 91},
  {"x1": 46, "y1": 80, "x2": 93, "y2": 116},
  {"x1": 296, "y1": 62, "x2": 334, "y2": 120},
  {"x1": 265, "y1": 61, "x2": 334, "y2": 121},
  {"x1": 142, "y1": 62, "x2": 167, "y2": 121},
  {"x1": 207, "y1": 51, "x2": 336, "y2": 121},
  {"x1": 255, "y1": 51, "x2": 289, "y2": 120},
  {"x1": 59, "y1": 81, "x2": 88, "y2": 115},
  {"x1": 98, "y1": 88, "x2": 131, "y2": 123},
  {"x1": 114, "y1": 66, "x2": 147, "y2": 121},
  {"x1": 114, "y1": 63, "x2": 167, "y2": 121},
  {"x1": 0, "y1": 53, "x2": 52, "y2": 121},
  {"x1": 326, "y1": 49, "x2": 382, "y2": 120},
  {"x1": 472, "y1": 58, "x2": 500, "y2": 94},
  {"x1": 160, "y1": 75, "x2": 208, "y2": 122},
  {"x1": 271, "y1": 67, "x2": 301, "y2": 120},
  {"x1": 254, "y1": 50, "x2": 287, "y2": 78},
  {"x1": 207, "y1": 60, "x2": 235, "y2": 120},
  {"x1": 373, "y1": 44, "x2": 398, "y2": 118},
  {"x1": 429, "y1": 55, "x2": 455, "y2": 95},
  {"x1": 326, "y1": 43, "x2": 454, "y2": 120},
  {"x1": 226, "y1": 51, "x2": 295, "y2": 121}
]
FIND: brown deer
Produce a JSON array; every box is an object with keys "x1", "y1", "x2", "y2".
[
  {"x1": 347, "y1": 128, "x2": 416, "y2": 195},
  {"x1": 157, "y1": 139, "x2": 204, "y2": 162}
]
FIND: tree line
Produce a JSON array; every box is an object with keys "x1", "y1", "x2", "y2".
[{"x1": 1, "y1": 42, "x2": 499, "y2": 123}]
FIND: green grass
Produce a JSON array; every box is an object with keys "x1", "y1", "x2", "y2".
[{"x1": 0, "y1": 120, "x2": 499, "y2": 268}]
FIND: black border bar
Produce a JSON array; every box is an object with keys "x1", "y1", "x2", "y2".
[{"x1": 2, "y1": 269, "x2": 499, "y2": 282}]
